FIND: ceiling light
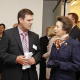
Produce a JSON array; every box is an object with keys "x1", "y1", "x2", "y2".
[{"x1": 71, "y1": 0, "x2": 76, "y2": 6}]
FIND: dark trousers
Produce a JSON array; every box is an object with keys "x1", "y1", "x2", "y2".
[
  {"x1": 75, "y1": 71, "x2": 80, "y2": 80},
  {"x1": 21, "y1": 69, "x2": 30, "y2": 80},
  {"x1": 39, "y1": 58, "x2": 46, "y2": 80}
]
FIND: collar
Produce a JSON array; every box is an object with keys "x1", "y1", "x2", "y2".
[
  {"x1": 72, "y1": 25, "x2": 76, "y2": 29},
  {"x1": 60, "y1": 34, "x2": 69, "y2": 40},
  {"x1": 46, "y1": 35, "x2": 51, "y2": 40},
  {"x1": 17, "y1": 26, "x2": 28, "y2": 36}
]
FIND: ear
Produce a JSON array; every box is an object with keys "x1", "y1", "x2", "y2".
[
  {"x1": 73, "y1": 19, "x2": 75, "y2": 23},
  {"x1": 19, "y1": 18, "x2": 23, "y2": 23}
]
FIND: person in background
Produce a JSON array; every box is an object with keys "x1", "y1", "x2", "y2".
[
  {"x1": 67, "y1": 13, "x2": 80, "y2": 80},
  {"x1": 0, "y1": 8, "x2": 42, "y2": 80},
  {"x1": 39, "y1": 27, "x2": 50, "y2": 80},
  {"x1": 46, "y1": 16, "x2": 80, "y2": 80},
  {"x1": 0, "y1": 24, "x2": 5, "y2": 38},
  {"x1": 42, "y1": 26, "x2": 58, "y2": 80},
  {"x1": 0, "y1": 23, "x2": 5, "y2": 80},
  {"x1": 13, "y1": 23, "x2": 18, "y2": 27},
  {"x1": 67, "y1": 13, "x2": 80, "y2": 41}
]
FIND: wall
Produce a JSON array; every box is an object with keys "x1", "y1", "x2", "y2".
[
  {"x1": 0, "y1": 0, "x2": 43, "y2": 37},
  {"x1": 42, "y1": 1, "x2": 57, "y2": 36},
  {"x1": 54, "y1": 1, "x2": 64, "y2": 26},
  {"x1": 70, "y1": 2, "x2": 80, "y2": 21},
  {"x1": 65, "y1": 3, "x2": 70, "y2": 16},
  {"x1": 54, "y1": 1, "x2": 62, "y2": 26}
]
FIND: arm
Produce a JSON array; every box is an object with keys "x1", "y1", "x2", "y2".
[
  {"x1": 0, "y1": 31, "x2": 28, "y2": 66},
  {"x1": 0, "y1": 32, "x2": 17, "y2": 66},
  {"x1": 59, "y1": 41, "x2": 80, "y2": 71},
  {"x1": 43, "y1": 36, "x2": 57, "y2": 58},
  {"x1": 50, "y1": 41, "x2": 80, "y2": 71},
  {"x1": 28, "y1": 34, "x2": 42, "y2": 65}
]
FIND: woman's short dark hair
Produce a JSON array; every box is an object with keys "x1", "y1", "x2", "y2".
[
  {"x1": 17, "y1": 8, "x2": 34, "y2": 23},
  {"x1": 57, "y1": 16, "x2": 73, "y2": 34},
  {"x1": 0, "y1": 23, "x2": 5, "y2": 29}
]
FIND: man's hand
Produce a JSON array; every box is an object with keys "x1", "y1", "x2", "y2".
[
  {"x1": 16, "y1": 55, "x2": 29, "y2": 65},
  {"x1": 27, "y1": 57, "x2": 36, "y2": 65}
]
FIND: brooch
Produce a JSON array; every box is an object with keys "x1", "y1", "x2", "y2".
[{"x1": 64, "y1": 43, "x2": 67, "y2": 46}]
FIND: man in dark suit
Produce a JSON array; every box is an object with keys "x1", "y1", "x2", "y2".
[
  {"x1": 68, "y1": 13, "x2": 80, "y2": 41},
  {"x1": 0, "y1": 8, "x2": 42, "y2": 80},
  {"x1": 39, "y1": 27, "x2": 50, "y2": 80},
  {"x1": 68, "y1": 13, "x2": 80, "y2": 80}
]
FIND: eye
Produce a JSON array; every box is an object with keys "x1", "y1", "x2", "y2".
[
  {"x1": 27, "y1": 19, "x2": 33, "y2": 22},
  {"x1": 27, "y1": 20, "x2": 31, "y2": 21},
  {"x1": 57, "y1": 25, "x2": 60, "y2": 28}
]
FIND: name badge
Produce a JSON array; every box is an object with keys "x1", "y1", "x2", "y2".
[{"x1": 33, "y1": 44, "x2": 37, "y2": 50}]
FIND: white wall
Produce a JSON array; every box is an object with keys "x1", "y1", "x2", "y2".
[
  {"x1": 54, "y1": 1, "x2": 64, "y2": 26},
  {"x1": 42, "y1": 1, "x2": 57, "y2": 36},
  {"x1": 70, "y1": 3, "x2": 80, "y2": 21},
  {"x1": 0, "y1": 0, "x2": 43, "y2": 79},
  {"x1": 65, "y1": 3, "x2": 70, "y2": 16},
  {"x1": 0, "y1": 0, "x2": 43, "y2": 37}
]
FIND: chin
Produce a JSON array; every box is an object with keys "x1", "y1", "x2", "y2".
[{"x1": 27, "y1": 28, "x2": 31, "y2": 30}]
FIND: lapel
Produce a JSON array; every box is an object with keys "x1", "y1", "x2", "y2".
[
  {"x1": 45, "y1": 35, "x2": 49, "y2": 41},
  {"x1": 58, "y1": 36, "x2": 73, "y2": 51},
  {"x1": 70, "y1": 25, "x2": 77, "y2": 34},
  {"x1": 28, "y1": 30, "x2": 33, "y2": 52},
  {"x1": 13, "y1": 27, "x2": 24, "y2": 53}
]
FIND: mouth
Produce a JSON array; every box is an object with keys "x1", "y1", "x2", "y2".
[{"x1": 29, "y1": 26, "x2": 31, "y2": 28}]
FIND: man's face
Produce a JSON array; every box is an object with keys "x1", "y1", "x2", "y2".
[
  {"x1": 46, "y1": 28, "x2": 50, "y2": 35},
  {"x1": 19, "y1": 14, "x2": 33, "y2": 31}
]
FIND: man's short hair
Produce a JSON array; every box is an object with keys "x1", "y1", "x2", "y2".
[
  {"x1": 68, "y1": 13, "x2": 78, "y2": 24},
  {"x1": 17, "y1": 8, "x2": 34, "y2": 23}
]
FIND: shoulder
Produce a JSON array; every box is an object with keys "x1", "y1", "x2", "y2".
[
  {"x1": 5, "y1": 27, "x2": 14, "y2": 34},
  {"x1": 40, "y1": 35, "x2": 47, "y2": 40},
  {"x1": 73, "y1": 25, "x2": 80, "y2": 32},
  {"x1": 3, "y1": 28, "x2": 15, "y2": 38},
  {"x1": 51, "y1": 36, "x2": 58, "y2": 41},
  {"x1": 28, "y1": 30, "x2": 39, "y2": 38},
  {"x1": 71, "y1": 38, "x2": 80, "y2": 47}
]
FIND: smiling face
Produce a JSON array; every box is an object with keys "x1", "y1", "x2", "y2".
[
  {"x1": 54, "y1": 21, "x2": 67, "y2": 37},
  {"x1": 19, "y1": 14, "x2": 33, "y2": 32}
]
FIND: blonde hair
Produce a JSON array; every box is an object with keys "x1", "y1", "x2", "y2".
[{"x1": 48, "y1": 26, "x2": 55, "y2": 37}]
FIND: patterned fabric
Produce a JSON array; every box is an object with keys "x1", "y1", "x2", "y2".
[
  {"x1": 54, "y1": 34, "x2": 69, "y2": 50},
  {"x1": 21, "y1": 33, "x2": 27, "y2": 53}
]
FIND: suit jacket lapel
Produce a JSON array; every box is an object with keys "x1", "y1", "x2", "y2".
[
  {"x1": 28, "y1": 31, "x2": 33, "y2": 52},
  {"x1": 13, "y1": 27, "x2": 24, "y2": 53},
  {"x1": 70, "y1": 25, "x2": 77, "y2": 35},
  {"x1": 58, "y1": 37, "x2": 72, "y2": 51}
]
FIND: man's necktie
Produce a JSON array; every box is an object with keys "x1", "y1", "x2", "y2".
[{"x1": 21, "y1": 33, "x2": 27, "y2": 53}]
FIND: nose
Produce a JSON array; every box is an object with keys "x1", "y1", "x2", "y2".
[{"x1": 30, "y1": 20, "x2": 33, "y2": 24}]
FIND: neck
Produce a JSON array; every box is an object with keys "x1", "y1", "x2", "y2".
[
  {"x1": 18, "y1": 24, "x2": 27, "y2": 32},
  {"x1": 0, "y1": 34, "x2": 2, "y2": 38},
  {"x1": 59, "y1": 34, "x2": 69, "y2": 38},
  {"x1": 73, "y1": 23, "x2": 76, "y2": 26}
]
